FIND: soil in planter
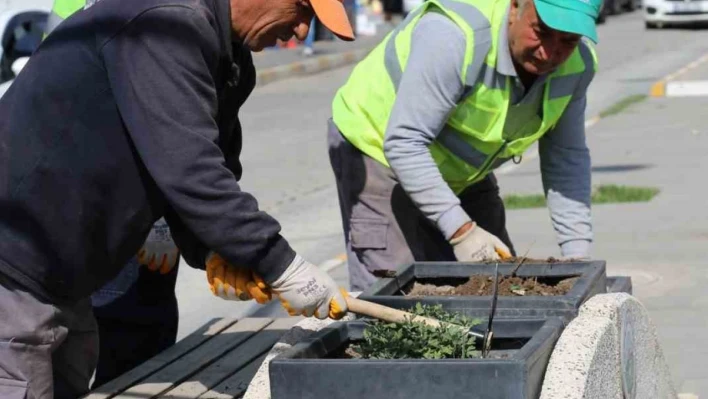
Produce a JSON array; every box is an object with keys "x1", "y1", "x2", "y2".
[
  {"x1": 328, "y1": 343, "x2": 364, "y2": 359},
  {"x1": 482, "y1": 256, "x2": 566, "y2": 264},
  {"x1": 407, "y1": 275, "x2": 579, "y2": 297}
]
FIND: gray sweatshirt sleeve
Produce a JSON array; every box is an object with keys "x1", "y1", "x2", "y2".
[
  {"x1": 539, "y1": 43, "x2": 595, "y2": 258},
  {"x1": 383, "y1": 13, "x2": 472, "y2": 240}
]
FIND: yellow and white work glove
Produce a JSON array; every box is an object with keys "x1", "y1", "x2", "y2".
[
  {"x1": 206, "y1": 253, "x2": 272, "y2": 304},
  {"x1": 450, "y1": 222, "x2": 512, "y2": 262},
  {"x1": 137, "y1": 218, "x2": 179, "y2": 274},
  {"x1": 269, "y1": 255, "x2": 348, "y2": 320}
]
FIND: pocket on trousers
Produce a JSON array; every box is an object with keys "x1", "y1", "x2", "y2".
[
  {"x1": 0, "y1": 377, "x2": 28, "y2": 399},
  {"x1": 350, "y1": 219, "x2": 388, "y2": 250}
]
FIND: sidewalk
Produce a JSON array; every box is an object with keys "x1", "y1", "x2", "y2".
[
  {"x1": 497, "y1": 61, "x2": 708, "y2": 396},
  {"x1": 251, "y1": 23, "x2": 393, "y2": 87}
]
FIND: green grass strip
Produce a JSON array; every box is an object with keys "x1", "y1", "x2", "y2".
[
  {"x1": 591, "y1": 184, "x2": 660, "y2": 204},
  {"x1": 503, "y1": 194, "x2": 547, "y2": 209},
  {"x1": 503, "y1": 184, "x2": 660, "y2": 210},
  {"x1": 598, "y1": 94, "x2": 647, "y2": 119}
]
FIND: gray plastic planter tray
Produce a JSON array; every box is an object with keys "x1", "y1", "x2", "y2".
[
  {"x1": 358, "y1": 261, "x2": 607, "y2": 318},
  {"x1": 270, "y1": 317, "x2": 565, "y2": 399},
  {"x1": 607, "y1": 276, "x2": 632, "y2": 294}
]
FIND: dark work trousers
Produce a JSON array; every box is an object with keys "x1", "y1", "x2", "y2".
[
  {"x1": 90, "y1": 256, "x2": 179, "y2": 389},
  {"x1": 0, "y1": 272, "x2": 99, "y2": 399},
  {"x1": 327, "y1": 119, "x2": 516, "y2": 291}
]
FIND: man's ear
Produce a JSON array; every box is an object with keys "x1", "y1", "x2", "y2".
[{"x1": 509, "y1": 0, "x2": 521, "y2": 22}]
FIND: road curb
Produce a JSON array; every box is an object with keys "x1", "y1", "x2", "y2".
[{"x1": 256, "y1": 47, "x2": 373, "y2": 87}]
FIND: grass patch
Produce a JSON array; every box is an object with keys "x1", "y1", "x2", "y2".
[
  {"x1": 504, "y1": 194, "x2": 547, "y2": 209},
  {"x1": 598, "y1": 94, "x2": 647, "y2": 118},
  {"x1": 591, "y1": 185, "x2": 660, "y2": 204},
  {"x1": 503, "y1": 184, "x2": 660, "y2": 210}
]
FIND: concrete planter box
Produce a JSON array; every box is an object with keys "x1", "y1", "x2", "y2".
[
  {"x1": 358, "y1": 261, "x2": 607, "y2": 319},
  {"x1": 270, "y1": 318, "x2": 565, "y2": 399}
]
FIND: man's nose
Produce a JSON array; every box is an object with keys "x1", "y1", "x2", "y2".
[
  {"x1": 537, "y1": 43, "x2": 550, "y2": 62},
  {"x1": 293, "y1": 21, "x2": 311, "y2": 41},
  {"x1": 542, "y1": 37, "x2": 566, "y2": 64}
]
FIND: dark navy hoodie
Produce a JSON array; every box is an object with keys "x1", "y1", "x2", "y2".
[{"x1": 0, "y1": 0, "x2": 295, "y2": 302}]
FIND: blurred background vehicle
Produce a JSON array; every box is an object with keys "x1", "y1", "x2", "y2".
[
  {"x1": 0, "y1": 0, "x2": 51, "y2": 97},
  {"x1": 598, "y1": 0, "x2": 642, "y2": 24},
  {"x1": 644, "y1": 0, "x2": 708, "y2": 28}
]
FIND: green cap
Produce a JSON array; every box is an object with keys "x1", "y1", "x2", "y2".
[{"x1": 534, "y1": 0, "x2": 602, "y2": 43}]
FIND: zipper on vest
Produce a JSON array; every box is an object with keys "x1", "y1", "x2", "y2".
[{"x1": 473, "y1": 141, "x2": 508, "y2": 182}]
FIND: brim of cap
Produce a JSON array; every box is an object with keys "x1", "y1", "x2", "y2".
[
  {"x1": 310, "y1": 0, "x2": 355, "y2": 41},
  {"x1": 535, "y1": 0, "x2": 598, "y2": 43}
]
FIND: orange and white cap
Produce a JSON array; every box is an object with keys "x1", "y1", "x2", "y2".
[{"x1": 310, "y1": 0, "x2": 355, "y2": 41}]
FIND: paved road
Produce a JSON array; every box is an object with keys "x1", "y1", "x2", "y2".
[{"x1": 175, "y1": 12, "x2": 708, "y2": 385}]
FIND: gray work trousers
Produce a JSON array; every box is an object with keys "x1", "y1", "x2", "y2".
[
  {"x1": 0, "y1": 272, "x2": 98, "y2": 399},
  {"x1": 327, "y1": 119, "x2": 515, "y2": 291}
]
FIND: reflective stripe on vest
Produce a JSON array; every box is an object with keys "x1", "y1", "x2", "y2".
[
  {"x1": 45, "y1": 0, "x2": 86, "y2": 35},
  {"x1": 384, "y1": 0, "x2": 489, "y2": 91},
  {"x1": 438, "y1": 42, "x2": 596, "y2": 177},
  {"x1": 45, "y1": 11, "x2": 64, "y2": 35}
]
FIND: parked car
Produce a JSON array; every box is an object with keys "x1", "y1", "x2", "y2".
[
  {"x1": 597, "y1": 0, "x2": 641, "y2": 23},
  {"x1": 597, "y1": 0, "x2": 609, "y2": 23},
  {"x1": 0, "y1": 0, "x2": 51, "y2": 98},
  {"x1": 604, "y1": 0, "x2": 641, "y2": 15},
  {"x1": 644, "y1": 0, "x2": 708, "y2": 28}
]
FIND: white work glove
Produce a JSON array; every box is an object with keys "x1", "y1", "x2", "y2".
[
  {"x1": 137, "y1": 218, "x2": 180, "y2": 274},
  {"x1": 270, "y1": 255, "x2": 348, "y2": 320},
  {"x1": 450, "y1": 222, "x2": 512, "y2": 262}
]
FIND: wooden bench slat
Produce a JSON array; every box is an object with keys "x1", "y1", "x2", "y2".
[
  {"x1": 84, "y1": 317, "x2": 239, "y2": 399},
  {"x1": 161, "y1": 318, "x2": 301, "y2": 398},
  {"x1": 198, "y1": 353, "x2": 267, "y2": 399},
  {"x1": 113, "y1": 318, "x2": 274, "y2": 399}
]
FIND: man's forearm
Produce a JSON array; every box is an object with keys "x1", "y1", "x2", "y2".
[
  {"x1": 540, "y1": 97, "x2": 593, "y2": 257},
  {"x1": 383, "y1": 13, "x2": 472, "y2": 240}
]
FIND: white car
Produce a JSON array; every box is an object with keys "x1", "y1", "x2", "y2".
[
  {"x1": 0, "y1": 0, "x2": 52, "y2": 97},
  {"x1": 644, "y1": 0, "x2": 708, "y2": 28}
]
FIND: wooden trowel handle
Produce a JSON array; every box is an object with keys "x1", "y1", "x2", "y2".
[{"x1": 345, "y1": 296, "x2": 449, "y2": 329}]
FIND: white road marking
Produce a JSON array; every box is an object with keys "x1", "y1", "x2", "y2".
[{"x1": 666, "y1": 80, "x2": 708, "y2": 97}]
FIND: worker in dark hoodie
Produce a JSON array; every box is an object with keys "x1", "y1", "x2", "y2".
[{"x1": 0, "y1": 0, "x2": 355, "y2": 397}]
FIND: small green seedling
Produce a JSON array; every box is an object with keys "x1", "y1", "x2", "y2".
[{"x1": 355, "y1": 304, "x2": 483, "y2": 360}]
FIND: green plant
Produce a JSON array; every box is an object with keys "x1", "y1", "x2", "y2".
[
  {"x1": 598, "y1": 94, "x2": 647, "y2": 118},
  {"x1": 503, "y1": 184, "x2": 660, "y2": 210},
  {"x1": 355, "y1": 304, "x2": 482, "y2": 360}
]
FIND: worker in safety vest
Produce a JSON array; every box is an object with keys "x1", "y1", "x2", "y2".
[
  {"x1": 44, "y1": 0, "x2": 183, "y2": 387},
  {"x1": 328, "y1": 0, "x2": 600, "y2": 291}
]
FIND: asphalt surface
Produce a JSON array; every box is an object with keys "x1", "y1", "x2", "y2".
[{"x1": 174, "y1": 13, "x2": 708, "y2": 395}]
